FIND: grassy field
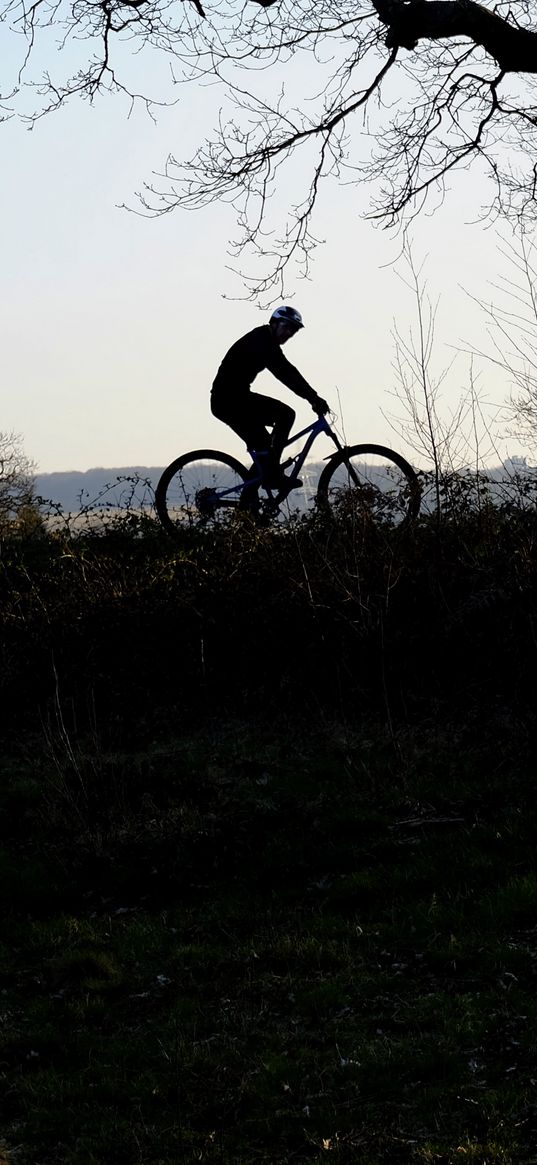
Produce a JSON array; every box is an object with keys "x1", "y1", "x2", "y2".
[{"x1": 2, "y1": 501, "x2": 537, "y2": 1163}]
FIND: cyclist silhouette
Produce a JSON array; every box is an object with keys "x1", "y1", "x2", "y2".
[{"x1": 211, "y1": 306, "x2": 329, "y2": 490}]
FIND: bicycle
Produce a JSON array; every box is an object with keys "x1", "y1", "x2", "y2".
[{"x1": 155, "y1": 411, "x2": 421, "y2": 533}]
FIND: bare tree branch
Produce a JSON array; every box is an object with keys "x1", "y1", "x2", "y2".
[
  {"x1": 6, "y1": 0, "x2": 537, "y2": 291},
  {"x1": 372, "y1": 0, "x2": 537, "y2": 72},
  {"x1": 0, "y1": 431, "x2": 36, "y2": 523}
]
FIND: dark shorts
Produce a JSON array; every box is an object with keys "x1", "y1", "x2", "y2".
[{"x1": 211, "y1": 389, "x2": 295, "y2": 454}]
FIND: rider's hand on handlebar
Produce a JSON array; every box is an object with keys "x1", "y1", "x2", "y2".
[{"x1": 312, "y1": 396, "x2": 330, "y2": 416}]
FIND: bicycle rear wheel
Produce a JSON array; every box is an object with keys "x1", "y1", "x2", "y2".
[
  {"x1": 155, "y1": 449, "x2": 250, "y2": 533},
  {"x1": 316, "y1": 444, "x2": 421, "y2": 527}
]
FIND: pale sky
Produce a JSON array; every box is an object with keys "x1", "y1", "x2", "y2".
[{"x1": 1, "y1": 30, "x2": 528, "y2": 473}]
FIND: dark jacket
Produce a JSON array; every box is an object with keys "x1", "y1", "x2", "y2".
[{"x1": 212, "y1": 325, "x2": 316, "y2": 405}]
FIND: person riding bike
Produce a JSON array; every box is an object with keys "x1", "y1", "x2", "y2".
[{"x1": 211, "y1": 306, "x2": 330, "y2": 491}]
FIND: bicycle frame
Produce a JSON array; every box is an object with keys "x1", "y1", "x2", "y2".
[
  {"x1": 157, "y1": 420, "x2": 421, "y2": 531},
  {"x1": 213, "y1": 414, "x2": 341, "y2": 505},
  {"x1": 279, "y1": 414, "x2": 342, "y2": 476}
]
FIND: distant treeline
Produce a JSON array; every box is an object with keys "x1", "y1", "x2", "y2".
[
  {"x1": 35, "y1": 457, "x2": 534, "y2": 512},
  {"x1": 35, "y1": 467, "x2": 166, "y2": 510}
]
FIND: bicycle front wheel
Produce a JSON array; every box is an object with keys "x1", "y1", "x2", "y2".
[
  {"x1": 316, "y1": 444, "x2": 421, "y2": 527},
  {"x1": 155, "y1": 450, "x2": 250, "y2": 533}
]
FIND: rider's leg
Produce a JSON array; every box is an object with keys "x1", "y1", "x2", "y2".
[
  {"x1": 211, "y1": 395, "x2": 269, "y2": 460},
  {"x1": 246, "y1": 395, "x2": 296, "y2": 486},
  {"x1": 264, "y1": 397, "x2": 295, "y2": 465},
  {"x1": 211, "y1": 392, "x2": 298, "y2": 489}
]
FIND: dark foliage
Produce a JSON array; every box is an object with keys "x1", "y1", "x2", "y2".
[
  {"x1": 3, "y1": 491, "x2": 537, "y2": 1164},
  {"x1": 1, "y1": 490, "x2": 537, "y2": 744}
]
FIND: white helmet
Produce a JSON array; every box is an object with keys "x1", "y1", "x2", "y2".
[{"x1": 270, "y1": 305, "x2": 304, "y2": 329}]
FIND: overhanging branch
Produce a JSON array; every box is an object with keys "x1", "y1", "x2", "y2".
[{"x1": 372, "y1": 0, "x2": 537, "y2": 72}]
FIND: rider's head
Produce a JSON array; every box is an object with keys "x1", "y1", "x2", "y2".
[{"x1": 269, "y1": 305, "x2": 304, "y2": 345}]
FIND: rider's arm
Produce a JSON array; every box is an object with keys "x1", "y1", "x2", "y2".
[{"x1": 266, "y1": 344, "x2": 319, "y2": 405}]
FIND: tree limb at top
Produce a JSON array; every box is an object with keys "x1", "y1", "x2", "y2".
[{"x1": 371, "y1": 0, "x2": 537, "y2": 72}]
